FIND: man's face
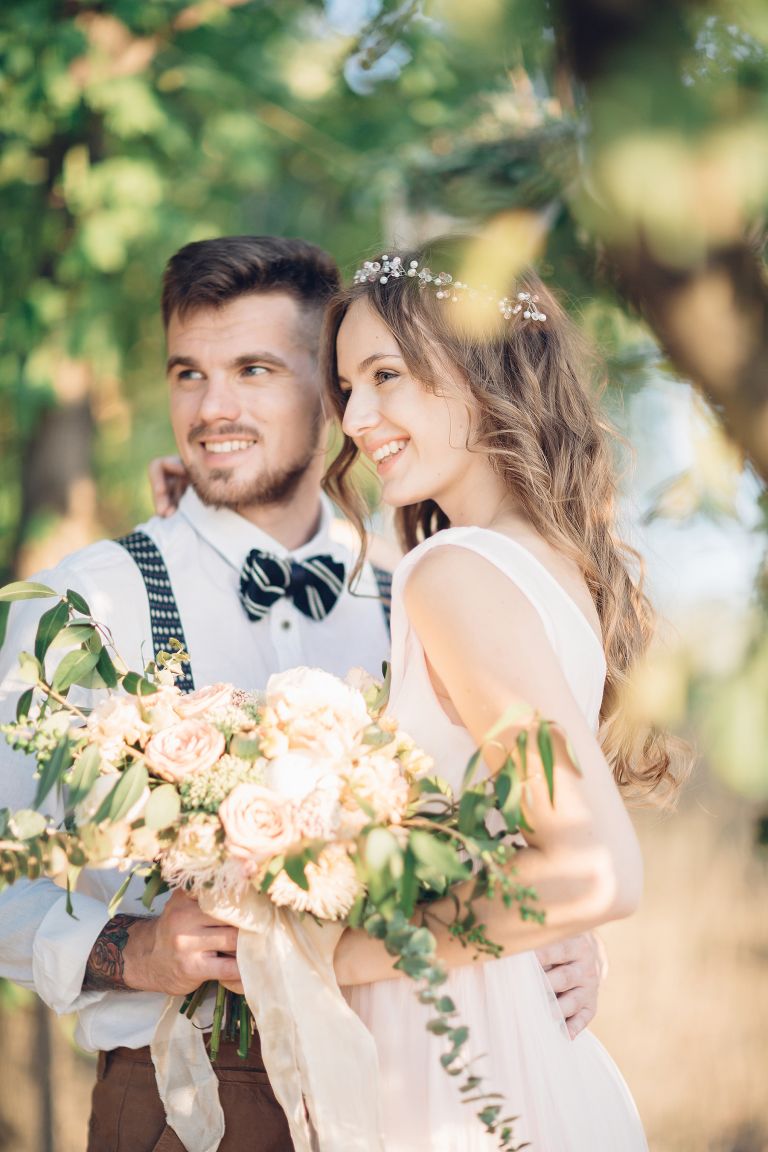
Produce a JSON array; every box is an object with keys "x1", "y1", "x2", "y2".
[{"x1": 166, "y1": 292, "x2": 327, "y2": 519}]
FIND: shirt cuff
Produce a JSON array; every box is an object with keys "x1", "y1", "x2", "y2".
[{"x1": 32, "y1": 891, "x2": 113, "y2": 1016}]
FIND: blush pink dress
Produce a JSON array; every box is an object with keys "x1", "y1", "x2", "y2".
[{"x1": 345, "y1": 527, "x2": 648, "y2": 1152}]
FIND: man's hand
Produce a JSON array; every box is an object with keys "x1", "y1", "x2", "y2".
[
  {"x1": 536, "y1": 932, "x2": 607, "y2": 1040},
  {"x1": 148, "y1": 455, "x2": 189, "y2": 517},
  {"x1": 84, "y1": 890, "x2": 241, "y2": 996}
]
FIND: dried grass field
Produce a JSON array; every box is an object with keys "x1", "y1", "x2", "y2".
[{"x1": 1, "y1": 767, "x2": 765, "y2": 1152}]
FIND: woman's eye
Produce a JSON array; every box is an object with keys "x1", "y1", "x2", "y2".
[{"x1": 374, "y1": 369, "x2": 398, "y2": 385}]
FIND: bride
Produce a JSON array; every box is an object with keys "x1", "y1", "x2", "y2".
[{"x1": 321, "y1": 249, "x2": 679, "y2": 1150}]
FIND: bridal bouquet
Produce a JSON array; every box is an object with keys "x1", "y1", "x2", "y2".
[{"x1": 0, "y1": 580, "x2": 553, "y2": 1152}]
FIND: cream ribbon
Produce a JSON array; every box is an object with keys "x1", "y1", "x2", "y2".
[{"x1": 150, "y1": 888, "x2": 384, "y2": 1152}]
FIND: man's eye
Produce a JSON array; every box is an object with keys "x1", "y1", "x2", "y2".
[
  {"x1": 242, "y1": 365, "x2": 268, "y2": 378},
  {"x1": 177, "y1": 369, "x2": 203, "y2": 382}
]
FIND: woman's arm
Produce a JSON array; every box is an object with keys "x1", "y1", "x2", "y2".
[{"x1": 334, "y1": 545, "x2": 642, "y2": 986}]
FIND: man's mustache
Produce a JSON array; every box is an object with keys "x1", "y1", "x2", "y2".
[{"x1": 189, "y1": 423, "x2": 260, "y2": 444}]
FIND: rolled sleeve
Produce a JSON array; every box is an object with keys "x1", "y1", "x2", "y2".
[{"x1": 32, "y1": 889, "x2": 112, "y2": 1015}]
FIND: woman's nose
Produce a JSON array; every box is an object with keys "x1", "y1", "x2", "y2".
[{"x1": 341, "y1": 387, "x2": 379, "y2": 440}]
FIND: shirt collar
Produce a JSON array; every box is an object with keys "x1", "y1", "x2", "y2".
[{"x1": 178, "y1": 487, "x2": 337, "y2": 570}]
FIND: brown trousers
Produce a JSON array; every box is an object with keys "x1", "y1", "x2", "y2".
[{"x1": 86, "y1": 1038, "x2": 294, "y2": 1151}]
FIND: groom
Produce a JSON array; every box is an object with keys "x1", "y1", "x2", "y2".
[{"x1": 0, "y1": 235, "x2": 603, "y2": 1150}]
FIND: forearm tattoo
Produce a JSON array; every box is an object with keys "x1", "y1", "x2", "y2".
[{"x1": 83, "y1": 914, "x2": 144, "y2": 992}]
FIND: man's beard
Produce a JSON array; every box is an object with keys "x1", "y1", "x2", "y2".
[{"x1": 188, "y1": 449, "x2": 320, "y2": 511}]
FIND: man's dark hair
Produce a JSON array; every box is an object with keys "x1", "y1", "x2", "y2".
[{"x1": 161, "y1": 235, "x2": 340, "y2": 330}]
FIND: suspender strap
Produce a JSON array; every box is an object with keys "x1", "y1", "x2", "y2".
[
  {"x1": 116, "y1": 530, "x2": 196, "y2": 692},
  {"x1": 371, "y1": 565, "x2": 392, "y2": 633}
]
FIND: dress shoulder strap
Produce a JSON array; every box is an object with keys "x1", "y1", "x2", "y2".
[{"x1": 116, "y1": 530, "x2": 195, "y2": 692}]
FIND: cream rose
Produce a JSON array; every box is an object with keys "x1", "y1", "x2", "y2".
[
  {"x1": 219, "y1": 783, "x2": 298, "y2": 863},
  {"x1": 341, "y1": 753, "x2": 409, "y2": 831},
  {"x1": 266, "y1": 667, "x2": 370, "y2": 757},
  {"x1": 265, "y1": 750, "x2": 341, "y2": 802},
  {"x1": 144, "y1": 718, "x2": 225, "y2": 783},
  {"x1": 87, "y1": 696, "x2": 151, "y2": 754},
  {"x1": 175, "y1": 683, "x2": 236, "y2": 719}
]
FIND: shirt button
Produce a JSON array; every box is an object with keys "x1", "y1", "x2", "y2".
[{"x1": 281, "y1": 620, "x2": 292, "y2": 631}]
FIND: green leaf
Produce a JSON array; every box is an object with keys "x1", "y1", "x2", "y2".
[
  {"x1": 67, "y1": 745, "x2": 102, "y2": 808},
  {"x1": 284, "y1": 852, "x2": 310, "y2": 891},
  {"x1": 141, "y1": 866, "x2": 168, "y2": 910},
  {"x1": 34, "y1": 600, "x2": 70, "y2": 663},
  {"x1": 409, "y1": 830, "x2": 469, "y2": 882},
  {"x1": 144, "y1": 784, "x2": 181, "y2": 830},
  {"x1": 18, "y1": 652, "x2": 43, "y2": 685},
  {"x1": 229, "y1": 734, "x2": 260, "y2": 760},
  {"x1": 398, "y1": 846, "x2": 418, "y2": 918},
  {"x1": 458, "y1": 788, "x2": 489, "y2": 835},
  {"x1": 0, "y1": 581, "x2": 58, "y2": 603},
  {"x1": 122, "y1": 672, "x2": 157, "y2": 696},
  {"x1": 0, "y1": 601, "x2": 10, "y2": 650},
  {"x1": 51, "y1": 647, "x2": 100, "y2": 694},
  {"x1": 516, "y1": 730, "x2": 528, "y2": 778},
  {"x1": 34, "y1": 738, "x2": 74, "y2": 809},
  {"x1": 16, "y1": 688, "x2": 34, "y2": 721},
  {"x1": 364, "y1": 827, "x2": 401, "y2": 872},
  {"x1": 94, "y1": 761, "x2": 148, "y2": 823},
  {"x1": 537, "y1": 721, "x2": 555, "y2": 805},
  {"x1": 49, "y1": 624, "x2": 99, "y2": 650},
  {"x1": 9, "y1": 809, "x2": 47, "y2": 839},
  {"x1": 461, "y1": 747, "x2": 484, "y2": 790},
  {"x1": 107, "y1": 870, "x2": 136, "y2": 917},
  {"x1": 65, "y1": 589, "x2": 91, "y2": 616}
]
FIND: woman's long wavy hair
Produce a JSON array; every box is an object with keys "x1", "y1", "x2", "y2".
[{"x1": 322, "y1": 247, "x2": 682, "y2": 801}]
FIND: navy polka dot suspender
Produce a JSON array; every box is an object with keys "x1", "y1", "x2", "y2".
[
  {"x1": 117, "y1": 530, "x2": 393, "y2": 693},
  {"x1": 116, "y1": 531, "x2": 196, "y2": 693}
]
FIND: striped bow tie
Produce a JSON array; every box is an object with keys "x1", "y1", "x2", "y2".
[{"x1": 239, "y1": 549, "x2": 346, "y2": 622}]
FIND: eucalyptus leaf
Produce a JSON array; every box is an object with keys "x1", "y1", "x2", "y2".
[
  {"x1": 96, "y1": 647, "x2": 119, "y2": 688},
  {"x1": 141, "y1": 866, "x2": 168, "y2": 910},
  {"x1": 65, "y1": 589, "x2": 91, "y2": 616},
  {"x1": 34, "y1": 600, "x2": 70, "y2": 663},
  {"x1": 284, "y1": 852, "x2": 310, "y2": 891},
  {"x1": 364, "y1": 826, "x2": 401, "y2": 872},
  {"x1": 0, "y1": 601, "x2": 9, "y2": 650},
  {"x1": 18, "y1": 652, "x2": 43, "y2": 686},
  {"x1": 51, "y1": 647, "x2": 100, "y2": 694},
  {"x1": 410, "y1": 830, "x2": 469, "y2": 882},
  {"x1": 67, "y1": 745, "x2": 102, "y2": 808},
  {"x1": 16, "y1": 688, "x2": 34, "y2": 721},
  {"x1": 144, "y1": 784, "x2": 181, "y2": 830},
  {"x1": 94, "y1": 761, "x2": 148, "y2": 823},
  {"x1": 0, "y1": 581, "x2": 58, "y2": 603},
  {"x1": 107, "y1": 869, "x2": 136, "y2": 917},
  {"x1": 122, "y1": 672, "x2": 157, "y2": 696},
  {"x1": 537, "y1": 721, "x2": 555, "y2": 805},
  {"x1": 229, "y1": 734, "x2": 260, "y2": 761},
  {"x1": 49, "y1": 624, "x2": 99, "y2": 650},
  {"x1": 34, "y1": 738, "x2": 73, "y2": 809}
]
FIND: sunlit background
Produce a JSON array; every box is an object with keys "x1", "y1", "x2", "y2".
[{"x1": 1, "y1": 1, "x2": 766, "y2": 1150}]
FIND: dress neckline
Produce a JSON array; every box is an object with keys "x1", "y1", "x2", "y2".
[{"x1": 412, "y1": 525, "x2": 607, "y2": 669}]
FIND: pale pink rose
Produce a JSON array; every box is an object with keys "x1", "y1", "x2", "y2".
[
  {"x1": 295, "y1": 787, "x2": 341, "y2": 841},
  {"x1": 144, "y1": 719, "x2": 225, "y2": 782},
  {"x1": 175, "y1": 683, "x2": 236, "y2": 719},
  {"x1": 139, "y1": 685, "x2": 185, "y2": 731},
  {"x1": 341, "y1": 753, "x2": 410, "y2": 830},
  {"x1": 268, "y1": 844, "x2": 361, "y2": 920},
  {"x1": 266, "y1": 667, "x2": 369, "y2": 758},
  {"x1": 219, "y1": 783, "x2": 298, "y2": 864},
  {"x1": 160, "y1": 814, "x2": 223, "y2": 889}
]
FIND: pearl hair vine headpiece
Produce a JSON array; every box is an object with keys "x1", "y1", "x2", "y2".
[{"x1": 352, "y1": 255, "x2": 547, "y2": 322}]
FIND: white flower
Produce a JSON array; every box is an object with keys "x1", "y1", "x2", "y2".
[
  {"x1": 341, "y1": 753, "x2": 410, "y2": 831},
  {"x1": 87, "y1": 697, "x2": 151, "y2": 755},
  {"x1": 266, "y1": 667, "x2": 370, "y2": 758},
  {"x1": 160, "y1": 814, "x2": 223, "y2": 889},
  {"x1": 265, "y1": 750, "x2": 341, "y2": 803},
  {"x1": 268, "y1": 844, "x2": 361, "y2": 921}
]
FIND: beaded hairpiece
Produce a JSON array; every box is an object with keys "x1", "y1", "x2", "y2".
[{"x1": 352, "y1": 255, "x2": 547, "y2": 322}]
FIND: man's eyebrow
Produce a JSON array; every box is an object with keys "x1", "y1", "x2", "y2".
[
  {"x1": 337, "y1": 351, "x2": 402, "y2": 385},
  {"x1": 165, "y1": 351, "x2": 290, "y2": 375}
]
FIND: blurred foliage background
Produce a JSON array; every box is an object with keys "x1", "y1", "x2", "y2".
[{"x1": 0, "y1": 1, "x2": 766, "y2": 1150}]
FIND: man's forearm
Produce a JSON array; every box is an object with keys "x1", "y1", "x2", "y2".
[{"x1": 83, "y1": 914, "x2": 146, "y2": 991}]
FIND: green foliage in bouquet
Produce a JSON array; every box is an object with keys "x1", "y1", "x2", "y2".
[{"x1": 0, "y1": 578, "x2": 572, "y2": 1152}]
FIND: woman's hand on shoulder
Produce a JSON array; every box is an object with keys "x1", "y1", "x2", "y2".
[{"x1": 148, "y1": 455, "x2": 189, "y2": 517}]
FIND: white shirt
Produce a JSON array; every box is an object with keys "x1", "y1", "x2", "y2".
[{"x1": 0, "y1": 489, "x2": 390, "y2": 1051}]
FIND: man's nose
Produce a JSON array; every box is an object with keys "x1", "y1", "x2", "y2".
[{"x1": 198, "y1": 373, "x2": 242, "y2": 423}]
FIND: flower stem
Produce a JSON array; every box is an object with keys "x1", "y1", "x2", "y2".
[{"x1": 209, "y1": 982, "x2": 227, "y2": 1062}]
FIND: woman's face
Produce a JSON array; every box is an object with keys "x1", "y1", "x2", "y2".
[{"x1": 336, "y1": 299, "x2": 488, "y2": 513}]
